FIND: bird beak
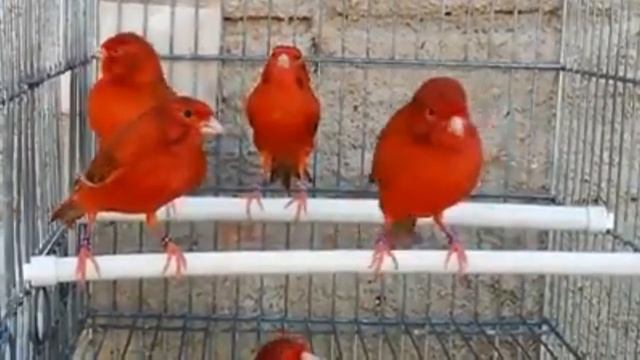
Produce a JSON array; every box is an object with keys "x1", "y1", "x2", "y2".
[
  {"x1": 301, "y1": 352, "x2": 323, "y2": 360},
  {"x1": 448, "y1": 115, "x2": 466, "y2": 137},
  {"x1": 276, "y1": 53, "x2": 291, "y2": 69},
  {"x1": 200, "y1": 117, "x2": 224, "y2": 136},
  {"x1": 94, "y1": 47, "x2": 107, "y2": 60}
]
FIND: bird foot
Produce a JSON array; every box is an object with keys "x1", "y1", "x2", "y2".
[
  {"x1": 284, "y1": 189, "x2": 308, "y2": 221},
  {"x1": 445, "y1": 239, "x2": 468, "y2": 277},
  {"x1": 162, "y1": 237, "x2": 187, "y2": 278},
  {"x1": 75, "y1": 242, "x2": 100, "y2": 286},
  {"x1": 368, "y1": 233, "x2": 398, "y2": 279},
  {"x1": 242, "y1": 189, "x2": 264, "y2": 220}
]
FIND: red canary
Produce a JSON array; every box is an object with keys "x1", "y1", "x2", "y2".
[
  {"x1": 89, "y1": 32, "x2": 175, "y2": 147},
  {"x1": 369, "y1": 77, "x2": 483, "y2": 277},
  {"x1": 244, "y1": 45, "x2": 320, "y2": 221},
  {"x1": 89, "y1": 32, "x2": 180, "y2": 217},
  {"x1": 51, "y1": 96, "x2": 224, "y2": 283},
  {"x1": 255, "y1": 333, "x2": 321, "y2": 360}
]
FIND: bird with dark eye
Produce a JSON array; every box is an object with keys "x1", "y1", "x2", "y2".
[
  {"x1": 183, "y1": 109, "x2": 193, "y2": 118},
  {"x1": 426, "y1": 108, "x2": 435, "y2": 117}
]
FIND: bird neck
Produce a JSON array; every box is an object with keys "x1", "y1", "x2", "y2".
[{"x1": 261, "y1": 66, "x2": 307, "y2": 90}]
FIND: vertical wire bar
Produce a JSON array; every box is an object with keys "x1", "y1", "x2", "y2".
[
  {"x1": 585, "y1": 3, "x2": 611, "y2": 356},
  {"x1": 629, "y1": 15, "x2": 640, "y2": 355},
  {"x1": 353, "y1": 0, "x2": 372, "y2": 353},
  {"x1": 557, "y1": 1, "x2": 580, "y2": 353},
  {"x1": 24, "y1": 3, "x2": 37, "y2": 359},
  {"x1": 573, "y1": 1, "x2": 597, "y2": 353},
  {"x1": 183, "y1": 1, "x2": 202, "y2": 356},
  {"x1": 545, "y1": 1, "x2": 569, "y2": 355},
  {"x1": 464, "y1": 0, "x2": 472, "y2": 61},
  {"x1": 584, "y1": 3, "x2": 607, "y2": 206},
  {"x1": 621, "y1": 12, "x2": 640, "y2": 360},
  {"x1": 143, "y1": 0, "x2": 151, "y2": 39},
  {"x1": 2, "y1": 0, "x2": 17, "y2": 354},
  {"x1": 330, "y1": 0, "x2": 348, "y2": 354},
  {"x1": 15, "y1": 0, "x2": 27, "y2": 356},
  {"x1": 502, "y1": 0, "x2": 520, "y2": 195},
  {"x1": 161, "y1": 8, "x2": 178, "y2": 350},
  {"x1": 572, "y1": 0, "x2": 595, "y2": 205},
  {"x1": 602, "y1": 1, "x2": 627, "y2": 358},
  {"x1": 291, "y1": 0, "x2": 300, "y2": 45},
  {"x1": 591, "y1": 23, "x2": 617, "y2": 358},
  {"x1": 526, "y1": 4, "x2": 543, "y2": 184}
]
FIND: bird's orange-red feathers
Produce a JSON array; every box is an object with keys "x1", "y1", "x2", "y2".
[
  {"x1": 246, "y1": 45, "x2": 320, "y2": 191},
  {"x1": 89, "y1": 32, "x2": 176, "y2": 148},
  {"x1": 51, "y1": 96, "x2": 220, "y2": 226},
  {"x1": 255, "y1": 335, "x2": 314, "y2": 360},
  {"x1": 370, "y1": 77, "x2": 483, "y2": 231}
]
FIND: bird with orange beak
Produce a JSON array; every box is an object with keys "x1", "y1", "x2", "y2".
[
  {"x1": 244, "y1": 45, "x2": 321, "y2": 221},
  {"x1": 52, "y1": 96, "x2": 224, "y2": 283},
  {"x1": 89, "y1": 32, "x2": 175, "y2": 148},
  {"x1": 369, "y1": 77, "x2": 483, "y2": 279}
]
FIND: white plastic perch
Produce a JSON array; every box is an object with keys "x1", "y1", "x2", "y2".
[
  {"x1": 90, "y1": 196, "x2": 614, "y2": 232},
  {"x1": 24, "y1": 250, "x2": 640, "y2": 286}
]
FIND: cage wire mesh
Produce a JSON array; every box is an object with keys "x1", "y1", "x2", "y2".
[{"x1": 1, "y1": 0, "x2": 640, "y2": 359}]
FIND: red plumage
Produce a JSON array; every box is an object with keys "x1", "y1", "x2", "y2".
[
  {"x1": 51, "y1": 96, "x2": 223, "y2": 283},
  {"x1": 255, "y1": 334, "x2": 319, "y2": 360},
  {"x1": 89, "y1": 32, "x2": 175, "y2": 149},
  {"x1": 244, "y1": 45, "x2": 321, "y2": 220},
  {"x1": 369, "y1": 76, "x2": 483, "y2": 278}
]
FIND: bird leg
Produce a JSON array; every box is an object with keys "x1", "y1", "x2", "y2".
[
  {"x1": 75, "y1": 214, "x2": 101, "y2": 286},
  {"x1": 242, "y1": 183, "x2": 265, "y2": 220},
  {"x1": 368, "y1": 216, "x2": 399, "y2": 278},
  {"x1": 146, "y1": 213, "x2": 187, "y2": 278},
  {"x1": 284, "y1": 180, "x2": 308, "y2": 221},
  {"x1": 434, "y1": 214, "x2": 468, "y2": 277},
  {"x1": 242, "y1": 153, "x2": 271, "y2": 219},
  {"x1": 161, "y1": 236, "x2": 187, "y2": 278}
]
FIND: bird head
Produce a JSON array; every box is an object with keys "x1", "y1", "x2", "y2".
[
  {"x1": 170, "y1": 96, "x2": 224, "y2": 137},
  {"x1": 260, "y1": 44, "x2": 312, "y2": 87},
  {"x1": 97, "y1": 32, "x2": 164, "y2": 82},
  {"x1": 270, "y1": 45, "x2": 304, "y2": 69},
  {"x1": 412, "y1": 76, "x2": 471, "y2": 139}
]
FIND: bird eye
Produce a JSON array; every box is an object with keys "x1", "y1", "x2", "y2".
[
  {"x1": 183, "y1": 109, "x2": 193, "y2": 118},
  {"x1": 426, "y1": 108, "x2": 435, "y2": 116}
]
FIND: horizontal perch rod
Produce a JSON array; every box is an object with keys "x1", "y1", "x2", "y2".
[
  {"x1": 24, "y1": 250, "x2": 640, "y2": 286},
  {"x1": 88, "y1": 196, "x2": 614, "y2": 232}
]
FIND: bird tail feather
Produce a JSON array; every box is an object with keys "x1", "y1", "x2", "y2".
[
  {"x1": 50, "y1": 198, "x2": 85, "y2": 227},
  {"x1": 268, "y1": 158, "x2": 312, "y2": 193}
]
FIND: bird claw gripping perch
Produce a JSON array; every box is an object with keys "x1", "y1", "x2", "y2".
[
  {"x1": 434, "y1": 217, "x2": 469, "y2": 281},
  {"x1": 162, "y1": 236, "x2": 187, "y2": 278},
  {"x1": 75, "y1": 225, "x2": 101, "y2": 286},
  {"x1": 242, "y1": 185, "x2": 265, "y2": 220},
  {"x1": 243, "y1": 156, "x2": 271, "y2": 220},
  {"x1": 284, "y1": 180, "x2": 309, "y2": 221},
  {"x1": 368, "y1": 232, "x2": 399, "y2": 279}
]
